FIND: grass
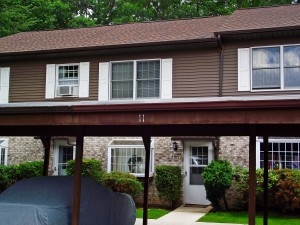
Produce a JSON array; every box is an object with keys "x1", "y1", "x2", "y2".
[
  {"x1": 197, "y1": 211, "x2": 300, "y2": 225},
  {"x1": 136, "y1": 208, "x2": 171, "y2": 219}
]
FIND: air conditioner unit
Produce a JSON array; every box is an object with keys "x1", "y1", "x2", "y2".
[{"x1": 58, "y1": 86, "x2": 74, "y2": 96}]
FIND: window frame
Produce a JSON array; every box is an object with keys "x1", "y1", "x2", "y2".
[
  {"x1": 107, "y1": 139, "x2": 155, "y2": 177},
  {"x1": 256, "y1": 138, "x2": 300, "y2": 170},
  {"x1": 250, "y1": 44, "x2": 300, "y2": 92},
  {"x1": 55, "y1": 63, "x2": 80, "y2": 97},
  {"x1": 0, "y1": 139, "x2": 8, "y2": 165},
  {"x1": 109, "y1": 59, "x2": 162, "y2": 100}
]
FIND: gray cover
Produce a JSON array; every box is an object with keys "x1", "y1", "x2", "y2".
[{"x1": 0, "y1": 176, "x2": 136, "y2": 225}]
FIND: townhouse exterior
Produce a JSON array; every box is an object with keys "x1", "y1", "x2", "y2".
[{"x1": 0, "y1": 4, "x2": 300, "y2": 208}]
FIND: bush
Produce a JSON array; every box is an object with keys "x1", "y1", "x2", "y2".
[
  {"x1": 102, "y1": 172, "x2": 143, "y2": 198},
  {"x1": 154, "y1": 165, "x2": 182, "y2": 209},
  {"x1": 202, "y1": 160, "x2": 233, "y2": 210},
  {"x1": 274, "y1": 169, "x2": 300, "y2": 212},
  {"x1": 0, "y1": 161, "x2": 43, "y2": 193},
  {"x1": 66, "y1": 159, "x2": 104, "y2": 183}
]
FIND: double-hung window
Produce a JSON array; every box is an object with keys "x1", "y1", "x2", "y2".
[
  {"x1": 256, "y1": 138, "x2": 300, "y2": 170},
  {"x1": 111, "y1": 60, "x2": 160, "y2": 100},
  {"x1": 251, "y1": 45, "x2": 300, "y2": 90},
  {"x1": 56, "y1": 64, "x2": 79, "y2": 96},
  {"x1": 108, "y1": 139, "x2": 155, "y2": 177}
]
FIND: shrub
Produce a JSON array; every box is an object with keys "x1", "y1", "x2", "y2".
[
  {"x1": 202, "y1": 160, "x2": 233, "y2": 211},
  {"x1": 66, "y1": 159, "x2": 104, "y2": 183},
  {"x1": 102, "y1": 172, "x2": 143, "y2": 198},
  {"x1": 0, "y1": 161, "x2": 43, "y2": 193},
  {"x1": 154, "y1": 165, "x2": 182, "y2": 209},
  {"x1": 274, "y1": 169, "x2": 300, "y2": 212}
]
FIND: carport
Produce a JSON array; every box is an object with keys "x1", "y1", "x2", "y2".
[{"x1": 1, "y1": 97, "x2": 300, "y2": 225}]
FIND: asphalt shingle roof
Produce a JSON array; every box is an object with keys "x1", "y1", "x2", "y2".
[{"x1": 0, "y1": 4, "x2": 299, "y2": 55}]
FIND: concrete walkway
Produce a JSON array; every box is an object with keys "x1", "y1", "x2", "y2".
[{"x1": 135, "y1": 205, "x2": 245, "y2": 225}]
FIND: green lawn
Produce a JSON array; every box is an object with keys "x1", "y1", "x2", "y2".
[
  {"x1": 197, "y1": 211, "x2": 300, "y2": 225},
  {"x1": 136, "y1": 208, "x2": 170, "y2": 219}
]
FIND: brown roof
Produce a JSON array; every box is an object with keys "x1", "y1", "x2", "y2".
[
  {"x1": 0, "y1": 16, "x2": 225, "y2": 55},
  {"x1": 217, "y1": 4, "x2": 300, "y2": 34},
  {"x1": 0, "y1": 4, "x2": 299, "y2": 55}
]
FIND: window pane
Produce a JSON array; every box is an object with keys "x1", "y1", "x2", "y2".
[
  {"x1": 252, "y1": 68, "x2": 280, "y2": 89},
  {"x1": 111, "y1": 81, "x2": 133, "y2": 99},
  {"x1": 58, "y1": 65, "x2": 79, "y2": 86},
  {"x1": 284, "y1": 46, "x2": 300, "y2": 88},
  {"x1": 190, "y1": 167, "x2": 205, "y2": 185},
  {"x1": 284, "y1": 46, "x2": 300, "y2": 67},
  {"x1": 136, "y1": 60, "x2": 160, "y2": 98},
  {"x1": 253, "y1": 47, "x2": 280, "y2": 69}
]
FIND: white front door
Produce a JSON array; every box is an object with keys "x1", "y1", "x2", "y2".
[
  {"x1": 184, "y1": 141, "x2": 213, "y2": 205},
  {"x1": 53, "y1": 141, "x2": 75, "y2": 176}
]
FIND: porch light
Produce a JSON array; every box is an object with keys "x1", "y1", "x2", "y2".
[{"x1": 173, "y1": 141, "x2": 178, "y2": 151}]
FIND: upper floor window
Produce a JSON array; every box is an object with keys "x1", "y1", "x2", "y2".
[
  {"x1": 238, "y1": 45, "x2": 300, "y2": 92},
  {"x1": 111, "y1": 60, "x2": 160, "y2": 100},
  {"x1": 56, "y1": 64, "x2": 79, "y2": 96},
  {"x1": 107, "y1": 139, "x2": 155, "y2": 177},
  {"x1": 251, "y1": 45, "x2": 300, "y2": 90}
]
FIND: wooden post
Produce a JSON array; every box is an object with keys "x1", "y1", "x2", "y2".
[
  {"x1": 40, "y1": 136, "x2": 51, "y2": 176},
  {"x1": 142, "y1": 136, "x2": 151, "y2": 225},
  {"x1": 263, "y1": 136, "x2": 269, "y2": 225},
  {"x1": 72, "y1": 130, "x2": 84, "y2": 225},
  {"x1": 248, "y1": 126, "x2": 256, "y2": 225}
]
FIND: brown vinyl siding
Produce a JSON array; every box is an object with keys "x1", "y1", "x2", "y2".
[
  {"x1": 222, "y1": 37, "x2": 300, "y2": 97},
  {"x1": 172, "y1": 50, "x2": 219, "y2": 98}
]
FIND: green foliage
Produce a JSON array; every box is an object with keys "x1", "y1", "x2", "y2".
[
  {"x1": 102, "y1": 172, "x2": 143, "y2": 198},
  {"x1": 154, "y1": 165, "x2": 182, "y2": 209},
  {"x1": 202, "y1": 160, "x2": 233, "y2": 210},
  {"x1": 0, "y1": 161, "x2": 43, "y2": 192},
  {"x1": 66, "y1": 159, "x2": 104, "y2": 183}
]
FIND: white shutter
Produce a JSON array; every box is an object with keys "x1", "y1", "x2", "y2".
[
  {"x1": 0, "y1": 67, "x2": 10, "y2": 103},
  {"x1": 45, "y1": 64, "x2": 56, "y2": 99},
  {"x1": 161, "y1": 58, "x2": 173, "y2": 99},
  {"x1": 238, "y1": 48, "x2": 250, "y2": 91},
  {"x1": 79, "y1": 62, "x2": 90, "y2": 98},
  {"x1": 98, "y1": 62, "x2": 109, "y2": 101}
]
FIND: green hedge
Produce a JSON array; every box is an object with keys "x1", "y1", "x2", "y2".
[
  {"x1": 202, "y1": 160, "x2": 233, "y2": 211},
  {"x1": 102, "y1": 172, "x2": 143, "y2": 198},
  {"x1": 0, "y1": 161, "x2": 43, "y2": 192},
  {"x1": 154, "y1": 165, "x2": 182, "y2": 209},
  {"x1": 66, "y1": 159, "x2": 104, "y2": 183}
]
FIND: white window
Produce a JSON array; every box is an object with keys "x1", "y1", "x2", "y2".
[
  {"x1": 107, "y1": 139, "x2": 155, "y2": 177},
  {"x1": 53, "y1": 140, "x2": 76, "y2": 176},
  {"x1": 111, "y1": 60, "x2": 160, "y2": 100},
  {"x1": 0, "y1": 140, "x2": 8, "y2": 165},
  {"x1": 98, "y1": 58, "x2": 172, "y2": 101},
  {"x1": 256, "y1": 138, "x2": 300, "y2": 170},
  {"x1": 45, "y1": 62, "x2": 89, "y2": 99},
  {"x1": 238, "y1": 45, "x2": 300, "y2": 91}
]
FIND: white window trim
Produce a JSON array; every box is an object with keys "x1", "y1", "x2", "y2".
[
  {"x1": 250, "y1": 44, "x2": 300, "y2": 92},
  {"x1": 256, "y1": 137, "x2": 300, "y2": 170},
  {"x1": 107, "y1": 139, "x2": 155, "y2": 177},
  {"x1": 109, "y1": 59, "x2": 162, "y2": 100},
  {"x1": 55, "y1": 63, "x2": 80, "y2": 98},
  {"x1": 0, "y1": 139, "x2": 8, "y2": 165}
]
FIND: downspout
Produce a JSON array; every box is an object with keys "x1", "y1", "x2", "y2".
[{"x1": 217, "y1": 34, "x2": 224, "y2": 97}]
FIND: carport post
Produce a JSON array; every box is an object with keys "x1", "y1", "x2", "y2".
[
  {"x1": 263, "y1": 136, "x2": 269, "y2": 225},
  {"x1": 142, "y1": 136, "x2": 151, "y2": 225},
  {"x1": 72, "y1": 130, "x2": 84, "y2": 225},
  {"x1": 40, "y1": 136, "x2": 51, "y2": 176},
  {"x1": 248, "y1": 127, "x2": 256, "y2": 225}
]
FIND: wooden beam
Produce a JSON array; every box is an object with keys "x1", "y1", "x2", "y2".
[
  {"x1": 263, "y1": 136, "x2": 269, "y2": 225},
  {"x1": 142, "y1": 136, "x2": 151, "y2": 225},
  {"x1": 40, "y1": 136, "x2": 51, "y2": 176},
  {"x1": 248, "y1": 126, "x2": 256, "y2": 225},
  {"x1": 72, "y1": 129, "x2": 84, "y2": 225}
]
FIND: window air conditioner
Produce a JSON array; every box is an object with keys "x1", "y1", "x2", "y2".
[{"x1": 58, "y1": 86, "x2": 74, "y2": 96}]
